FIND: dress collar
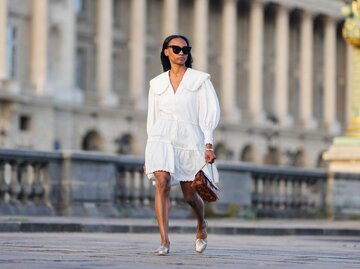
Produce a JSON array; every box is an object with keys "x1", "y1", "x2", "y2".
[{"x1": 150, "y1": 68, "x2": 210, "y2": 95}]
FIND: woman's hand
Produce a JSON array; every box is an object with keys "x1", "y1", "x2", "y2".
[{"x1": 205, "y1": 150, "x2": 216, "y2": 163}]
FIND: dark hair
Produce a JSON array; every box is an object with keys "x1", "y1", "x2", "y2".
[{"x1": 160, "y1": 35, "x2": 193, "y2": 72}]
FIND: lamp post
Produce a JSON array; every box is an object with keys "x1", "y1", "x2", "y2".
[
  {"x1": 341, "y1": 0, "x2": 360, "y2": 138},
  {"x1": 323, "y1": 0, "x2": 360, "y2": 157},
  {"x1": 322, "y1": 0, "x2": 360, "y2": 218}
]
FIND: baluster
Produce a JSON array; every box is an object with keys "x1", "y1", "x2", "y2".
[
  {"x1": 170, "y1": 185, "x2": 177, "y2": 206},
  {"x1": 133, "y1": 170, "x2": 142, "y2": 206},
  {"x1": 138, "y1": 169, "x2": 146, "y2": 206},
  {"x1": 149, "y1": 176, "x2": 156, "y2": 207},
  {"x1": 0, "y1": 162, "x2": 9, "y2": 203},
  {"x1": 125, "y1": 170, "x2": 133, "y2": 205},
  {"x1": 268, "y1": 176, "x2": 275, "y2": 209},
  {"x1": 293, "y1": 179, "x2": 301, "y2": 209},
  {"x1": 278, "y1": 177, "x2": 286, "y2": 210},
  {"x1": 177, "y1": 184, "x2": 185, "y2": 206},
  {"x1": 142, "y1": 172, "x2": 151, "y2": 206},
  {"x1": 300, "y1": 179, "x2": 308, "y2": 210},
  {"x1": 285, "y1": 179, "x2": 293, "y2": 209},
  {"x1": 272, "y1": 176, "x2": 279, "y2": 210},
  {"x1": 115, "y1": 168, "x2": 126, "y2": 203},
  {"x1": 273, "y1": 176, "x2": 281, "y2": 209},
  {"x1": 311, "y1": 178, "x2": 321, "y2": 209},
  {"x1": 289, "y1": 179, "x2": 296, "y2": 209},
  {"x1": 42, "y1": 164, "x2": 50, "y2": 206},
  {"x1": 263, "y1": 176, "x2": 271, "y2": 209},
  {"x1": 9, "y1": 161, "x2": 21, "y2": 203},
  {"x1": 319, "y1": 177, "x2": 327, "y2": 211},
  {"x1": 173, "y1": 184, "x2": 184, "y2": 207},
  {"x1": 19, "y1": 163, "x2": 32, "y2": 204},
  {"x1": 33, "y1": 163, "x2": 44, "y2": 203},
  {"x1": 271, "y1": 176, "x2": 279, "y2": 209},
  {"x1": 33, "y1": 163, "x2": 46, "y2": 204},
  {"x1": 251, "y1": 175, "x2": 258, "y2": 207},
  {"x1": 257, "y1": 176, "x2": 264, "y2": 209},
  {"x1": 311, "y1": 178, "x2": 319, "y2": 211}
]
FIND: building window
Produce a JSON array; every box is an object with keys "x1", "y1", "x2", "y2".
[
  {"x1": 19, "y1": 115, "x2": 31, "y2": 132},
  {"x1": 113, "y1": 0, "x2": 119, "y2": 19},
  {"x1": 75, "y1": 0, "x2": 86, "y2": 14},
  {"x1": 6, "y1": 24, "x2": 18, "y2": 78},
  {"x1": 76, "y1": 48, "x2": 86, "y2": 90}
]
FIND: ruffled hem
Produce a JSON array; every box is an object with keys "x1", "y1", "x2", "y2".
[{"x1": 145, "y1": 142, "x2": 205, "y2": 186}]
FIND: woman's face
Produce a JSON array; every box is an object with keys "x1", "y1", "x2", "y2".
[{"x1": 164, "y1": 37, "x2": 189, "y2": 68}]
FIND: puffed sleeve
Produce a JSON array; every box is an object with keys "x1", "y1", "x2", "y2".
[
  {"x1": 146, "y1": 86, "x2": 159, "y2": 136},
  {"x1": 198, "y1": 79, "x2": 221, "y2": 145}
]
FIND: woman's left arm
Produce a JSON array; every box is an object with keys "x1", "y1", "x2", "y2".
[{"x1": 198, "y1": 79, "x2": 221, "y2": 162}]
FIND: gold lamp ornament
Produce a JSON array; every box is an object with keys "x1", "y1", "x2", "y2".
[
  {"x1": 342, "y1": 0, "x2": 360, "y2": 138},
  {"x1": 342, "y1": 0, "x2": 360, "y2": 47}
]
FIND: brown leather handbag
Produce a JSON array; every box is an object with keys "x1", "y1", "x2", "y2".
[{"x1": 191, "y1": 164, "x2": 220, "y2": 202}]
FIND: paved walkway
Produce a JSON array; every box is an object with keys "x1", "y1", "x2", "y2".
[
  {"x1": 0, "y1": 216, "x2": 360, "y2": 268},
  {"x1": 1, "y1": 232, "x2": 359, "y2": 269}
]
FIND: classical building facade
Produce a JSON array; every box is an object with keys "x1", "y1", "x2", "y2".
[{"x1": 0, "y1": 0, "x2": 349, "y2": 168}]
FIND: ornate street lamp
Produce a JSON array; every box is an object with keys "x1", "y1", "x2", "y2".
[
  {"x1": 341, "y1": 0, "x2": 360, "y2": 137},
  {"x1": 322, "y1": 1, "x2": 360, "y2": 218}
]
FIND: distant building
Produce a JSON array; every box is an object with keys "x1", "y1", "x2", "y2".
[{"x1": 0, "y1": 0, "x2": 349, "y2": 168}]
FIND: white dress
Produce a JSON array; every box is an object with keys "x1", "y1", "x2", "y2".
[{"x1": 145, "y1": 68, "x2": 221, "y2": 185}]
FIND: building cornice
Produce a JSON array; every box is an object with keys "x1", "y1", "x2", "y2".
[{"x1": 258, "y1": 0, "x2": 344, "y2": 18}]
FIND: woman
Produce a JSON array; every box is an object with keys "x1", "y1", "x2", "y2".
[{"x1": 145, "y1": 34, "x2": 220, "y2": 256}]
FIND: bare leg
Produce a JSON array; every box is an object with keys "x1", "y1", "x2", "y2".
[
  {"x1": 154, "y1": 171, "x2": 171, "y2": 247},
  {"x1": 180, "y1": 181, "x2": 207, "y2": 239}
]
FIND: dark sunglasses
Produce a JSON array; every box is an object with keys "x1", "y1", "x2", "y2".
[{"x1": 167, "y1": 45, "x2": 192, "y2": 55}]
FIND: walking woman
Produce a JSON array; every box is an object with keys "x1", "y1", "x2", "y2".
[{"x1": 144, "y1": 35, "x2": 220, "y2": 256}]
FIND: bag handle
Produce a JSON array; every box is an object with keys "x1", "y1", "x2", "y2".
[{"x1": 200, "y1": 163, "x2": 215, "y2": 184}]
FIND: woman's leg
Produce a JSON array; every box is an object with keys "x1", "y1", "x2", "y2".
[
  {"x1": 154, "y1": 171, "x2": 171, "y2": 247},
  {"x1": 180, "y1": 181, "x2": 207, "y2": 239}
]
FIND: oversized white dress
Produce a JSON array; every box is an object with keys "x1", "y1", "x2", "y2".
[{"x1": 145, "y1": 68, "x2": 221, "y2": 186}]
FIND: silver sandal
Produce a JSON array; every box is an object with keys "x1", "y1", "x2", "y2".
[
  {"x1": 195, "y1": 238, "x2": 208, "y2": 253},
  {"x1": 154, "y1": 245, "x2": 170, "y2": 256}
]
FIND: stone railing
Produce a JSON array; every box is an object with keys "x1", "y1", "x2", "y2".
[
  {"x1": 0, "y1": 149, "x2": 57, "y2": 215},
  {"x1": 214, "y1": 163, "x2": 327, "y2": 218},
  {"x1": 0, "y1": 149, "x2": 359, "y2": 218}
]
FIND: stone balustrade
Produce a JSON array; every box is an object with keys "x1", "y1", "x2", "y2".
[
  {"x1": 0, "y1": 149, "x2": 56, "y2": 215},
  {"x1": 250, "y1": 166, "x2": 326, "y2": 217},
  {"x1": 0, "y1": 149, "x2": 359, "y2": 218}
]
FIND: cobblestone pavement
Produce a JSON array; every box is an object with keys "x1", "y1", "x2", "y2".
[{"x1": 1, "y1": 233, "x2": 359, "y2": 269}]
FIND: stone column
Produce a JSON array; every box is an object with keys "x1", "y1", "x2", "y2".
[
  {"x1": 323, "y1": 17, "x2": 338, "y2": 132},
  {"x1": 163, "y1": 0, "x2": 178, "y2": 37},
  {"x1": 96, "y1": 0, "x2": 117, "y2": 106},
  {"x1": 248, "y1": 0, "x2": 264, "y2": 123},
  {"x1": 193, "y1": 0, "x2": 209, "y2": 71},
  {"x1": 130, "y1": 0, "x2": 146, "y2": 109},
  {"x1": 221, "y1": 0, "x2": 240, "y2": 122},
  {"x1": 299, "y1": 11, "x2": 315, "y2": 129},
  {"x1": 275, "y1": 5, "x2": 291, "y2": 126},
  {"x1": 60, "y1": 0, "x2": 79, "y2": 101},
  {"x1": 0, "y1": 0, "x2": 6, "y2": 80},
  {"x1": 30, "y1": 0, "x2": 48, "y2": 95}
]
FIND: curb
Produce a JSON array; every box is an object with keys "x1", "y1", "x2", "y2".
[{"x1": 1, "y1": 222, "x2": 360, "y2": 236}]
